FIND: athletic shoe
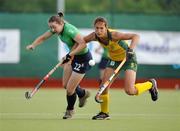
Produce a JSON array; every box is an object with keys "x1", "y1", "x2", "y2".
[
  {"x1": 149, "y1": 79, "x2": 158, "y2": 101},
  {"x1": 92, "y1": 112, "x2": 110, "y2": 120},
  {"x1": 62, "y1": 110, "x2": 74, "y2": 119},
  {"x1": 79, "y1": 90, "x2": 90, "y2": 108}
]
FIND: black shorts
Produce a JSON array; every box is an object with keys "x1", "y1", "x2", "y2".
[
  {"x1": 71, "y1": 51, "x2": 92, "y2": 74},
  {"x1": 98, "y1": 57, "x2": 109, "y2": 69}
]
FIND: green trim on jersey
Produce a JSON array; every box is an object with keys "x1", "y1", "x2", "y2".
[
  {"x1": 102, "y1": 47, "x2": 109, "y2": 59},
  {"x1": 58, "y1": 23, "x2": 88, "y2": 55},
  {"x1": 118, "y1": 40, "x2": 129, "y2": 50}
]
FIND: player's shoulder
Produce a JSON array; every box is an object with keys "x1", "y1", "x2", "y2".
[
  {"x1": 108, "y1": 28, "x2": 117, "y2": 32},
  {"x1": 65, "y1": 22, "x2": 78, "y2": 30},
  {"x1": 109, "y1": 28, "x2": 121, "y2": 34},
  {"x1": 64, "y1": 22, "x2": 79, "y2": 34},
  {"x1": 108, "y1": 29, "x2": 125, "y2": 41},
  {"x1": 108, "y1": 28, "x2": 120, "y2": 37}
]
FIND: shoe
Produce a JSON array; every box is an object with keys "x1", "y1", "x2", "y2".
[
  {"x1": 79, "y1": 90, "x2": 90, "y2": 108},
  {"x1": 62, "y1": 110, "x2": 74, "y2": 119},
  {"x1": 149, "y1": 79, "x2": 158, "y2": 101},
  {"x1": 92, "y1": 112, "x2": 110, "y2": 120}
]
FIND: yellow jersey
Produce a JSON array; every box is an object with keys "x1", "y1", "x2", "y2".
[{"x1": 95, "y1": 29, "x2": 129, "y2": 61}]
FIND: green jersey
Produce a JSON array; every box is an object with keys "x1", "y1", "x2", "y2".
[{"x1": 58, "y1": 23, "x2": 88, "y2": 55}]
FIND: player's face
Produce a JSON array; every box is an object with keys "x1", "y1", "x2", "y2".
[
  {"x1": 48, "y1": 21, "x2": 63, "y2": 34},
  {"x1": 94, "y1": 21, "x2": 107, "y2": 38}
]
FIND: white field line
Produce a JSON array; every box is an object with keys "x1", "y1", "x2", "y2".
[{"x1": 0, "y1": 113, "x2": 179, "y2": 117}]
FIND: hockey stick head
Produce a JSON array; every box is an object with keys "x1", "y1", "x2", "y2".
[
  {"x1": 24, "y1": 61, "x2": 63, "y2": 100},
  {"x1": 95, "y1": 93, "x2": 103, "y2": 103},
  {"x1": 94, "y1": 58, "x2": 127, "y2": 103},
  {"x1": 25, "y1": 91, "x2": 31, "y2": 99}
]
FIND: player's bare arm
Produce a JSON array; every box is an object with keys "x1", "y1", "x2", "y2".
[
  {"x1": 26, "y1": 31, "x2": 53, "y2": 50},
  {"x1": 68, "y1": 33, "x2": 87, "y2": 56},
  {"x1": 112, "y1": 31, "x2": 140, "y2": 49},
  {"x1": 84, "y1": 32, "x2": 96, "y2": 43}
]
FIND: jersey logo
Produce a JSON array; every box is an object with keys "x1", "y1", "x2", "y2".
[{"x1": 110, "y1": 61, "x2": 115, "y2": 66}]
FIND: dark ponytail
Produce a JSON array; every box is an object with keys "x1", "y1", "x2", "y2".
[{"x1": 48, "y1": 12, "x2": 64, "y2": 24}]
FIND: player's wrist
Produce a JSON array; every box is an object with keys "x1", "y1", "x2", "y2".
[
  {"x1": 62, "y1": 53, "x2": 72, "y2": 64},
  {"x1": 126, "y1": 47, "x2": 134, "y2": 60},
  {"x1": 66, "y1": 53, "x2": 72, "y2": 59},
  {"x1": 127, "y1": 47, "x2": 133, "y2": 52}
]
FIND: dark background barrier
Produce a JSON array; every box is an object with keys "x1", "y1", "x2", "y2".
[{"x1": 0, "y1": 13, "x2": 180, "y2": 79}]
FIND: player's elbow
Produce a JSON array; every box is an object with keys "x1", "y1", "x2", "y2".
[
  {"x1": 82, "y1": 42, "x2": 87, "y2": 48},
  {"x1": 134, "y1": 34, "x2": 140, "y2": 42},
  {"x1": 78, "y1": 41, "x2": 87, "y2": 49}
]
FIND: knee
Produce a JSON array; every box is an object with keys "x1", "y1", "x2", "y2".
[
  {"x1": 62, "y1": 83, "x2": 67, "y2": 89},
  {"x1": 66, "y1": 88, "x2": 74, "y2": 96},
  {"x1": 124, "y1": 88, "x2": 135, "y2": 95},
  {"x1": 101, "y1": 88, "x2": 109, "y2": 95}
]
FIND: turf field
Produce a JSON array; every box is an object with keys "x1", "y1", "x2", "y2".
[{"x1": 0, "y1": 88, "x2": 180, "y2": 131}]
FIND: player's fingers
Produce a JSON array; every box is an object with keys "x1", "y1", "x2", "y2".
[{"x1": 26, "y1": 45, "x2": 34, "y2": 50}]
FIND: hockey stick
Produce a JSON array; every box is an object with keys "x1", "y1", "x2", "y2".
[
  {"x1": 95, "y1": 58, "x2": 126, "y2": 103},
  {"x1": 25, "y1": 61, "x2": 63, "y2": 99}
]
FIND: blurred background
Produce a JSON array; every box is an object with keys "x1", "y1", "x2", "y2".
[{"x1": 0, "y1": 0, "x2": 180, "y2": 88}]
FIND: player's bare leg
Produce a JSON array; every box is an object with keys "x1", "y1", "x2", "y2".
[
  {"x1": 63, "y1": 72, "x2": 86, "y2": 119},
  {"x1": 124, "y1": 69, "x2": 137, "y2": 95},
  {"x1": 124, "y1": 69, "x2": 158, "y2": 101}
]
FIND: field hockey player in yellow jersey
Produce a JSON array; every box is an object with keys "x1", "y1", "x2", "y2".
[{"x1": 84, "y1": 17, "x2": 158, "y2": 120}]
